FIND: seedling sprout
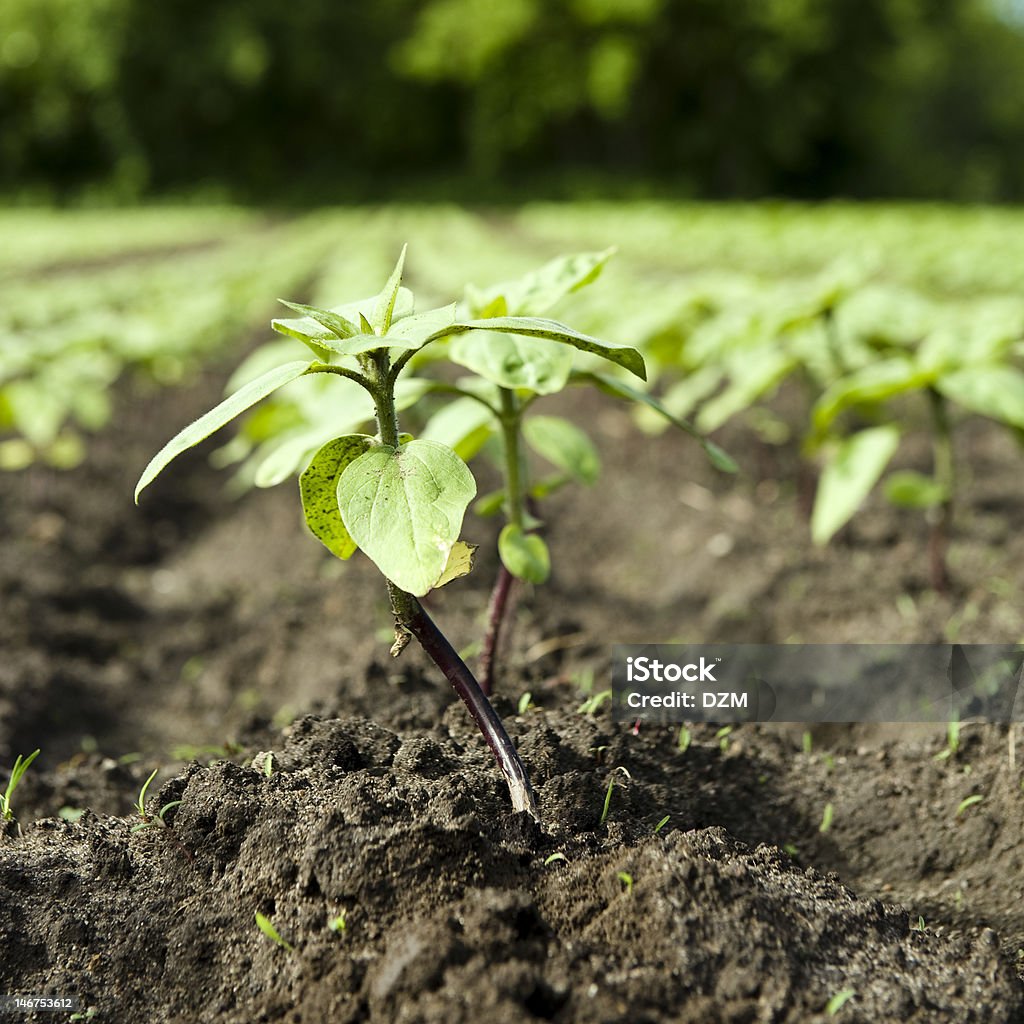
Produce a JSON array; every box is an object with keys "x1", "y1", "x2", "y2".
[{"x1": 1, "y1": 749, "x2": 40, "y2": 822}]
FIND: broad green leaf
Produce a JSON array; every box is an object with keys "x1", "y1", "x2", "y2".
[
  {"x1": 277, "y1": 300, "x2": 357, "y2": 340},
  {"x1": 421, "y1": 397, "x2": 496, "y2": 461},
  {"x1": 523, "y1": 415, "x2": 600, "y2": 485},
  {"x1": 384, "y1": 303, "x2": 458, "y2": 349},
  {"x1": 337, "y1": 439, "x2": 476, "y2": 596},
  {"x1": 936, "y1": 366, "x2": 1024, "y2": 429},
  {"x1": 812, "y1": 426, "x2": 900, "y2": 545},
  {"x1": 434, "y1": 540, "x2": 477, "y2": 588},
  {"x1": 299, "y1": 434, "x2": 375, "y2": 559},
  {"x1": 448, "y1": 332, "x2": 574, "y2": 394},
  {"x1": 697, "y1": 347, "x2": 796, "y2": 432},
  {"x1": 373, "y1": 245, "x2": 407, "y2": 334},
  {"x1": 571, "y1": 370, "x2": 738, "y2": 473},
  {"x1": 468, "y1": 249, "x2": 615, "y2": 317},
  {"x1": 884, "y1": 471, "x2": 947, "y2": 509},
  {"x1": 499, "y1": 525, "x2": 550, "y2": 584},
  {"x1": 812, "y1": 359, "x2": 932, "y2": 438},
  {"x1": 441, "y1": 317, "x2": 646, "y2": 381},
  {"x1": 135, "y1": 360, "x2": 311, "y2": 503}
]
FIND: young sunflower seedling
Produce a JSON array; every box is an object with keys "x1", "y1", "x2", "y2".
[
  {"x1": 422, "y1": 251, "x2": 735, "y2": 692},
  {"x1": 136, "y1": 248, "x2": 650, "y2": 820},
  {"x1": 1, "y1": 748, "x2": 40, "y2": 822}
]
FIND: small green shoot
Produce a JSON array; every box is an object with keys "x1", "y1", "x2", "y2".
[
  {"x1": 328, "y1": 910, "x2": 347, "y2": 934},
  {"x1": 578, "y1": 689, "x2": 612, "y2": 715},
  {"x1": 544, "y1": 852, "x2": 567, "y2": 866},
  {"x1": 783, "y1": 842, "x2": 799, "y2": 857},
  {"x1": 819, "y1": 802, "x2": 834, "y2": 834},
  {"x1": 2, "y1": 749, "x2": 41, "y2": 822},
  {"x1": 802, "y1": 730, "x2": 813, "y2": 754},
  {"x1": 956, "y1": 794, "x2": 983, "y2": 817},
  {"x1": 131, "y1": 767, "x2": 182, "y2": 832},
  {"x1": 716, "y1": 725, "x2": 733, "y2": 752},
  {"x1": 913, "y1": 916, "x2": 926, "y2": 931},
  {"x1": 654, "y1": 814, "x2": 670, "y2": 835},
  {"x1": 600, "y1": 766, "x2": 631, "y2": 825},
  {"x1": 58, "y1": 806, "x2": 86, "y2": 823},
  {"x1": 677, "y1": 725, "x2": 691, "y2": 754},
  {"x1": 617, "y1": 871, "x2": 634, "y2": 894},
  {"x1": 517, "y1": 692, "x2": 534, "y2": 715},
  {"x1": 826, "y1": 989, "x2": 856, "y2": 1015},
  {"x1": 255, "y1": 911, "x2": 294, "y2": 951},
  {"x1": 935, "y1": 716, "x2": 960, "y2": 761}
]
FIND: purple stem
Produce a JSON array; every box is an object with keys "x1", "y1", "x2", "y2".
[
  {"x1": 479, "y1": 563, "x2": 515, "y2": 696},
  {"x1": 402, "y1": 593, "x2": 538, "y2": 819}
]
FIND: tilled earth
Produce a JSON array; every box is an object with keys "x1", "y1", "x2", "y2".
[{"x1": 2, "y1": 359, "x2": 1024, "y2": 1022}]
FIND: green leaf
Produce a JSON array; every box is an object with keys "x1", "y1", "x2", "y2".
[
  {"x1": 523, "y1": 415, "x2": 600, "y2": 485},
  {"x1": 884, "y1": 471, "x2": 948, "y2": 509},
  {"x1": 468, "y1": 248, "x2": 615, "y2": 317},
  {"x1": 499, "y1": 525, "x2": 551, "y2": 584},
  {"x1": 384, "y1": 303, "x2": 458, "y2": 349},
  {"x1": 337, "y1": 440, "x2": 476, "y2": 596},
  {"x1": 299, "y1": 435, "x2": 375, "y2": 559},
  {"x1": 373, "y1": 245, "x2": 407, "y2": 334},
  {"x1": 811, "y1": 426, "x2": 901, "y2": 545},
  {"x1": 571, "y1": 370, "x2": 738, "y2": 473},
  {"x1": 442, "y1": 317, "x2": 646, "y2": 381},
  {"x1": 135, "y1": 361, "x2": 312, "y2": 503},
  {"x1": 812, "y1": 359, "x2": 932, "y2": 438},
  {"x1": 434, "y1": 540, "x2": 477, "y2": 588},
  {"x1": 420, "y1": 397, "x2": 496, "y2": 461},
  {"x1": 277, "y1": 300, "x2": 358, "y2": 340},
  {"x1": 936, "y1": 366, "x2": 1024, "y2": 429},
  {"x1": 448, "y1": 332, "x2": 574, "y2": 394}
]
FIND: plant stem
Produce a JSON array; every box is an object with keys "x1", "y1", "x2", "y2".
[
  {"x1": 395, "y1": 585, "x2": 538, "y2": 819},
  {"x1": 499, "y1": 387, "x2": 525, "y2": 529},
  {"x1": 371, "y1": 359, "x2": 539, "y2": 819},
  {"x1": 927, "y1": 387, "x2": 954, "y2": 594},
  {"x1": 479, "y1": 562, "x2": 515, "y2": 696}
]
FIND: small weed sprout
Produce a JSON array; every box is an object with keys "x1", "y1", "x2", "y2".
[
  {"x1": 517, "y1": 692, "x2": 534, "y2": 715},
  {"x1": 819, "y1": 802, "x2": 834, "y2": 834},
  {"x1": 913, "y1": 916, "x2": 927, "y2": 931},
  {"x1": 544, "y1": 852, "x2": 567, "y2": 866},
  {"x1": 826, "y1": 989, "x2": 856, "y2": 1015},
  {"x1": 131, "y1": 767, "x2": 182, "y2": 833},
  {"x1": 255, "y1": 911, "x2": 293, "y2": 951},
  {"x1": 654, "y1": 814, "x2": 670, "y2": 835},
  {"x1": 600, "y1": 766, "x2": 631, "y2": 825},
  {"x1": 935, "y1": 716, "x2": 960, "y2": 762},
  {"x1": 617, "y1": 871, "x2": 634, "y2": 894},
  {"x1": 578, "y1": 689, "x2": 612, "y2": 715},
  {"x1": 327, "y1": 910, "x2": 347, "y2": 934},
  {"x1": 1, "y1": 749, "x2": 40, "y2": 821},
  {"x1": 677, "y1": 725, "x2": 691, "y2": 754},
  {"x1": 956, "y1": 794, "x2": 983, "y2": 817},
  {"x1": 717, "y1": 725, "x2": 733, "y2": 752},
  {"x1": 802, "y1": 730, "x2": 813, "y2": 754}
]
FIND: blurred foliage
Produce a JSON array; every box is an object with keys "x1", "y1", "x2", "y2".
[{"x1": 2, "y1": 0, "x2": 1024, "y2": 200}]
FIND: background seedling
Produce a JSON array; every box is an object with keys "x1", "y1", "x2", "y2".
[
  {"x1": 819, "y1": 802, "x2": 835, "y2": 834},
  {"x1": 1, "y1": 749, "x2": 40, "y2": 822},
  {"x1": 826, "y1": 989, "x2": 856, "y2": 1016},
  {"x1": 255, "y1": 911, "x2": 293, "y2": 951},
  {"x1": 617, "y1": 871, "x2": 634, "y2": 894},
  {"x1": 327, "y1": 911, "x2": 347, "y2": 934},
  {"x1": 654, "y1": 815, "x2": 670, "y2": 834}
]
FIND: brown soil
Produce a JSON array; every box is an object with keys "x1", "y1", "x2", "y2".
[{"x1": 2, "y1": 358, "x2": 1024, "y2": 1023}]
